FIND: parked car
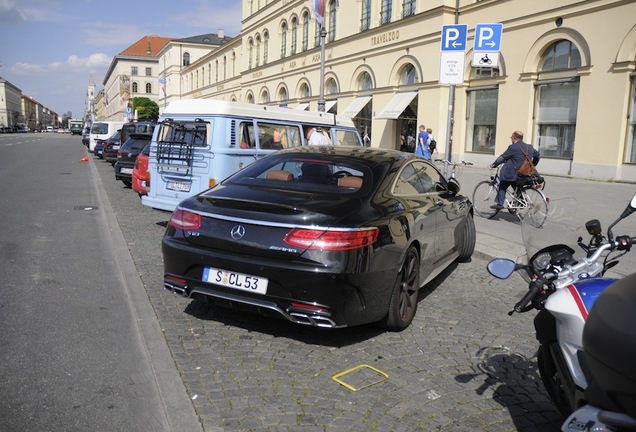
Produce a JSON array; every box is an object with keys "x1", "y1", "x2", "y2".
[
  {"x1": 132, "y1": 142, "x2": 151, "y2": 196},
  {"x1": 114, "y1": 133, "x2": 154, "y2": 187},
  {"x1": 101, "y1": 131, "x2": 123, "y2": 165},
  {"x1": 82, "y1": 128, "x2": 90, "y2": 146},
  {"x1": 105, "y1": 121, "x2": 155, "y2": 166},
  {"x1": 93, "y1": 139, "x2": 106, "y2": 158},
  {"x1": 162, "y1": 146, "x2": 476, "y2": 330}
]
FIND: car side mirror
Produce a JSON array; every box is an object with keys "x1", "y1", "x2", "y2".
[{"x1": 447, "y1": 178, "x2": 460, "y2": 195}]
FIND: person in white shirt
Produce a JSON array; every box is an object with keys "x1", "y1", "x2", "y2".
[{"x1": 306, "y1": 127, "x2": 329, "y2": 145}]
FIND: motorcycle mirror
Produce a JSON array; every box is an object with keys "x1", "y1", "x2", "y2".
[
  {"x1": 620, "y1": 193, "x2": 636, "y2": 219},
  {"x1": 585, "y1": 219, "x2": 602, "y2": 236},
  {"x1": 487, "y1": 258, "x2": 517, "y2": 279}
]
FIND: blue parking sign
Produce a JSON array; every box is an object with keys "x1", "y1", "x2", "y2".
[
  {"x1": 441, "y1": 24, "x2": 468, "y2": 51},
  {"x1": 474, "y1": 23, "x2": 503, "y2": 52}
]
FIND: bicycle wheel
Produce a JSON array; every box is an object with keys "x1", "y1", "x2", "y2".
[
  {"x1": 519, "y1": 187, "x2": 548, "y2": 227},
  {"x1": 472, "y1": 181, "x2": 499, "y2": 218}
]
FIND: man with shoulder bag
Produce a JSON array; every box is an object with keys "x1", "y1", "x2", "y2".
[{"x1": 489, "y1": 130, "x2": 540, "y2": 210}]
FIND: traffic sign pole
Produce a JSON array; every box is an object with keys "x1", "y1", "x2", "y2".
[{"x1": 440, "y1": 23, "x2": 467, "y2": 163}]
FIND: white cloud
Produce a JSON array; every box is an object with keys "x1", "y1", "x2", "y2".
[
  {"x1": 10, "y1": 53, "x2": 111, "y2": 75},
  {"x1": 0, "y1": 0, "x2": 67, "y2": 24}
]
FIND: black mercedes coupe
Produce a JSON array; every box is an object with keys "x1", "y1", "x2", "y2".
[{"x1": 162, "y1": 146, "x2": 475, "y2": 330}]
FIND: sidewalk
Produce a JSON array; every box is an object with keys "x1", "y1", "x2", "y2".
[{"x1": 459, "y1": 165, "x2": 636, "y2": 276}]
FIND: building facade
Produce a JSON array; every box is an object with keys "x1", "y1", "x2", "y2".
[
  {"x1": 99, "y1": 33, "x2": 233, "y2": 121},
  {"x1": 0, "y1": 78, "x2": 23, "y2": 130},
  {"x1": 96, "y1": 0, "x2": 636, "y2": 181}
]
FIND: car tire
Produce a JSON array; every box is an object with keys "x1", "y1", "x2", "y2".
[
  {"x1": 384, "y1": 245, "x2": 420, "y2": 331},
  {"x1": 456, "y1": 213, "x2": 476, "y2": 263},
  {"x1": 122, "y1": 179, "x2": 132, "y2": 187}
]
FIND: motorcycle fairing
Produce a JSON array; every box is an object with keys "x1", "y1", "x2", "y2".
[{"x1": 566, "y1": 278, "x2": 617, "y2": 320}]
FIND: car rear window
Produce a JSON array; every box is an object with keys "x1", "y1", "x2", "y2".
[{"x1": 226, "y1": 155, "x2": 370, "y2": 194}]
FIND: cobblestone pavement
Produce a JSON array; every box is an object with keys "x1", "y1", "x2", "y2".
[{"x1": 94, "y1": 157, "x2": 563, "y2": 431}]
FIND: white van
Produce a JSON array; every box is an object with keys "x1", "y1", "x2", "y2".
[
  {"x1": 142, "y1": 99, "x2": 362, "y2": 212},
  {"x1": 89, "y1": 121, "x2": 125, "y2": 152}
]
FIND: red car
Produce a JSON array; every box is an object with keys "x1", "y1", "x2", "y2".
[{"x1": 132, "y1": 142, "x2": 151, "y2": 196}]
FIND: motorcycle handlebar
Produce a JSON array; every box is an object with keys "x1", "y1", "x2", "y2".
[
  {"x1": 556, "y1": 236, "x2": 636, "y2": 279},
  {"x1": 510, "y1": 280, "x2": 543, "y2": 315}
]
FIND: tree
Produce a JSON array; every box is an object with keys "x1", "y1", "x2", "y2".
[{"x1": 132, "y1": 97, "x2": 159, "y2": 122}]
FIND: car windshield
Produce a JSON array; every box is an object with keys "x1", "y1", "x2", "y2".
[{"x1": 225, "y1": 154, "x2": 370, "y2": 194}]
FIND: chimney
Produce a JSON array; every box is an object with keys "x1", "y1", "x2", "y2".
[{"x1": 218, "y1": 29, "x2": 224, "y2": 39}]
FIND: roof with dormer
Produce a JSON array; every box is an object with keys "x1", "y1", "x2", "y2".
[{"x1": 119, "y1": 35, "x2": 174, "y2": 57}]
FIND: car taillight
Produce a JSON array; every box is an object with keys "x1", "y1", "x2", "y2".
[
  {"x1": 169, "y1": 208, "x2": 201, "y2": 230},
  {"x1": 283, "y1": 228, "x2": 378, "y2": 251}
]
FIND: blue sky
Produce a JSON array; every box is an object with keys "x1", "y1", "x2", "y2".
[{"x1": 0, "y1": 0, "x2": 243, "y2": 118}]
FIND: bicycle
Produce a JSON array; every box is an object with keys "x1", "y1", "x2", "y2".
[
  {"x1": 435, "y1": 158, "x2": 473, "y2": 180},
  {"x1": 472, "y1": 167, "x2": 549, "y2": 224}
]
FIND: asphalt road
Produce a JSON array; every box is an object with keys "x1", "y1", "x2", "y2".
[{"x1": 0, "y1": 133, "x2": 198, "y2": 432}]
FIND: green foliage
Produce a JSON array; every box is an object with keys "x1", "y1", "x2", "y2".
[{"x1": 132, "y1": 97, "x2": 159, "y2": 122}]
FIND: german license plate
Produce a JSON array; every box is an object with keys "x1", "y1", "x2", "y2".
[
  {"x1": 120, "y1": 167, "x2": 133, "y2": 174},
  {"x1": 202, "y1": 267, "x2": 268, "y2": 295},
  {"x1": 166, "y1": 181, "x2": 191, "y2": 192}
]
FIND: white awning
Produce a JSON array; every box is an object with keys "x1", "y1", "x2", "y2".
[
  {"x1": 325, "y1": 100, "x2": 337, "y2": 112},
  {"x1": 340, "y1": 96, "x2": 372, "y2": 118},
  {"x1": 375, "y1": 92, "x2": 418, "y2": 119},
  {"x1": 295, "y1": 103, "x2": 309, "y2": 110}
]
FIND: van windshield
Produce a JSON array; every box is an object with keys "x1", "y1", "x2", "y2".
[{"x1": 91, "y1": 123, "x2": 108, "y2": 134}]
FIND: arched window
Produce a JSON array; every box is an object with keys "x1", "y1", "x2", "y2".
[
  {"x1": 215, "y1": 60, "x2": 219, "y2": 82},
  {"x1": 326, "y1": 78, "x2": 338, "y2": 95},
  {"x1": 315, "y1": 21, "x2": 321, "y2": 48},
  {"x1": 361, "y1": 0, "x2": 371, "y2": 31},
  {"x1": 380, "y1": 0, "x2": 391, "y2": 25},
  {"x1": 358, "y1": 72, "x2": 373, "y2": 91},
  {"x1": 540, "y1": 40, "x2": 582, "y2": 71},
  {"x1": 183, "y1": 52, "x2": 190, "y2": 66},
  {"x1": 466, "y1": 66, "x2": 502, "y2": 155},
  {"x1": 402, "y1": 0, "x2": 415, "y2": 17},
  {"x1": 398, "y1": 63, "x2": 418, "y2": 85},
  {"x1": 263, "y1": 31, "x2": 269, "y2": 64},
  {"x1": 248, "y1": 38, "x2": 254, "y2": 69},
  {"x1": 627, "y1": 76, "x2": 636, "y2": 163},
  {"x1": 132, "y1": 82, "x2": 138, "y2": 93},
  {"x1": 223, "y1": 56, "x2": 227, "y2": 80},
  {"x1": 327, "y1": 0, "x2": 336, "y2": 42},
  {"x1": 256, "y1": 35, "x2": 261, "y2": 67},
  {"x1": 247, "y1": 93, "x2": 255, "y2": 104},
  {"x1": 302, "y1": 12, "x2": 309, "y2": 51},
  {"x1": 261, "y1": 89, "x2": 270, "y2": 104},
  {"x1": 291, "y1": 17, "x2": 298, "y2": 55},
  {"x1": 299, "y1": 83, "x2": 310, "y2": 99},
  {"x1": 145, "y1": 83, "x2": 152, "y2": 94},
  {"x1": 281, "y1": 22, "x2": 287, "y2": 58},
  {"x1": 278, "y1": 87, "x2": 288, "y2": 101},
  {"x1": 534, "y1": 39, "x2": 581, "y2": 160}
]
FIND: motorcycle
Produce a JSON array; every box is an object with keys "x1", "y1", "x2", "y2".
[
  {"x1": 486, "y1": 193, "x2": 636, "y2": 418},
  {"x1": 562, "y1": 271, "x2": 636, "y2": 431}
]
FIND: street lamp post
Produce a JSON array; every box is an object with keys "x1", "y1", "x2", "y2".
[{"x1": 318, "y1": 25, "x2": 326, "y2": 112}]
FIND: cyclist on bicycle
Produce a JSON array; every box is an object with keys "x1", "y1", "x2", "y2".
[{"x1": 489, "y1": 130, "x2": 540, "y2": 210}]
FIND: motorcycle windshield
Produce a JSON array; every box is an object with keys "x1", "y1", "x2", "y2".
[{"x1": 521, "y1": 197, "x2": 587, "y2": 263}]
